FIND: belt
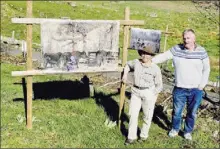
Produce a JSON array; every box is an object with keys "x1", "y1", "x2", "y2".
[{"x1": 133, "y1": 85, "x2": 149, "y2": 90}]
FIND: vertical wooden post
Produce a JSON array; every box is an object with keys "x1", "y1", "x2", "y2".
[
  {"x1": 118, "y1": 7, "x2": 130, "y2": 128},
  {"x1": 163, "y1": 25, "x2": 169, "y2": 70},
  {"x1": 163, "y1": 25, "x2": 169, "y2": 53},
  {"x1": 12, "y1": 31, "x2": 15, "y2": 41},
  {"x1": 26, "y1": 0, "x2": 33, "y2": 129},
  {"x1": 122, "y1": 7, "x2": 130, "y2": 66}
]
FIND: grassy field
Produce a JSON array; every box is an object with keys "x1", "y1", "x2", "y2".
[
  {"x1": 1, "y1": 1, "x2": 219, "y2": 148},
  {"x1": 1, "y1": 63, "x2": 219, "y2": 148},
  {"x1": 1, "y1": 61, "x2": 219, "y2": 148}
]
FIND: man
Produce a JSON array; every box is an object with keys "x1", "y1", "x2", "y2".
[
  {"x1": 122, "y1": 46, "x2": 163, "y2": 145},
  {"x1": 152, "y1": 29, "x2": 210, "y2": 140}
]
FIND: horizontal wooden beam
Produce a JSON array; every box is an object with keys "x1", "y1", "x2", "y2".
[
  {"x1": 161, "y1": 31, "x2": 174, "y2": 34},
  {"x1": 120, "y1": 20, "x2": 144, "y2": 26},
  {"x1": 11, "y1": 18, "x2": 144, "y2": 26},
  {"x1": 12, "y1": 67, "x2": 124, "y2": 77}
]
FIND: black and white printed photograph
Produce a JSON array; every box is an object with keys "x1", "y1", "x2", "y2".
[
  {"x1": 130, "y1": 28, "x2": 161, "y2": 53},
  {"x1": 41, "y1": 20, "x2": 120, "y2": 71}
]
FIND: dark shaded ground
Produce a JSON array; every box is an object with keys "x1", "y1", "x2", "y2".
[{"x1": 13, "y1": 75, "x2": 91, "y2": 101}]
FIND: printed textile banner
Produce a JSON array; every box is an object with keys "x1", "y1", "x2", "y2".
[
  {"x1": 41, "y1": 20, "x2": 120, "y2": 71},
  {"x1": 130, "y1": 28, "x2": 161, "y2": 53}
]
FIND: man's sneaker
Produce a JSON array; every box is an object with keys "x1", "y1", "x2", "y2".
[
  {"x1": 124, "y1": 139, "x2": 136, "y2": 145},
  {"x1": 184, "y1": 133, "x2": 192, "y2": 140},
  {"x1": 168, "y1": 129, "x2": 178, "y2": 137},
  {"x1": 138, "y1": 137, "x2": 147, "y2": 143}
]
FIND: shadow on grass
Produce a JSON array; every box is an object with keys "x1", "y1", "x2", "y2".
[
  {"x1": 94, "y1": 89, "x2": 130, "y2": 137},
  {"x1": 152, "y1": 105, "x2": 172, "y2": 131},
  {"x1": 13, "y1": 75, "x2": 91, "y2": 101},
  {"x1": 13, "y1": 75, "x2": 91, "y2": 124}
]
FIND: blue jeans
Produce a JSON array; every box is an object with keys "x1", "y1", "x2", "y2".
[{"x1": 172, "y1": 86, "x2": 203, "y2": 133}]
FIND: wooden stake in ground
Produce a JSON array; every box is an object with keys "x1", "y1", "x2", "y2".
[
  {"x1": 162, "y1": 25, "x2": 169, "y2": 69},
  {"x1": 26, "y1": 0, "x2": 33, "y2": 129},
  {"x1": 163, "y1": 25, "x2": 169, "y2": 53},
  {"x1": 118, "y1": 7, "x2": 130, "y2": 128}
]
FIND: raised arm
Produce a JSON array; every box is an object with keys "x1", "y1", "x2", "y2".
[{"x1": 152, "y1": 50, "x2": 173, "y2": 64}]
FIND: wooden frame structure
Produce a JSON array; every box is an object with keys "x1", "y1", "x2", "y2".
[
  {"x1": 11, "y1": 1, "x2": 144, "y2": 129},
  {"x1": 12, "y1": 2, "x2": 174, "y2": 129}
]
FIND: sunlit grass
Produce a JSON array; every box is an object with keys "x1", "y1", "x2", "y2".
[
  {"x1": 1, "y1": 1, "x2": 219, "y2": 147},
  {"x1": 1, "y1": 61, "x2": 219, "y2": 148}
]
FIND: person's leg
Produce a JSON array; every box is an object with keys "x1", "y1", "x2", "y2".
[
  {"x1": 140, "y1": 89, "x2": 157, "y2": 139},
  {"x1": 171, "y1": 87, "x2": 187, "y2": 132},
  {"x1": 127, "y1": 94, "x2": 142, "y2": 140},
  {"x1": 184, "y1": 88, "x2": 203, "y2": 134}
]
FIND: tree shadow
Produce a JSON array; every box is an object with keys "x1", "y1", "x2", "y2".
[
  {"x1": 94, "y1": 89, "x2": 129, "y2": 137},
  {"x1": 152, "y1": 104, "x2": 172, "y2": 131},
  {"x1": 13, "y1": 75, "x2": 91, "y2": 124},
  {"x1": 13, "y1": 75, "x2": 91, "y2": 101}
]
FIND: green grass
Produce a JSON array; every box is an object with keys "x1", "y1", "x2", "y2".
[
  {"x1": 1, "y1": 2, "x2": 219, "y2": 147},
  {"x1": 1, "y1": 62, "x2": 219, "y2": 148}
]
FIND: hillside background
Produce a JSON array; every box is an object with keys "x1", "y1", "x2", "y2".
[{"x1": 1, "y1": 0, "x2": 219, "y2": 80}]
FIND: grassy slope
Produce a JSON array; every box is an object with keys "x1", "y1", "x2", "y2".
[{"x1": 1, "y1": 1, "x2": 219, "y2": 148}]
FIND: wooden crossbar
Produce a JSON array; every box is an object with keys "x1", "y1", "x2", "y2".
[
  {"x1": 12, "y1": 67, "x2": 123, "y2": 77},
  {"x1": 161, "y1": 31, "x2": 174, "y2": 34},
  {"x1": 11, "y1": 18, "x2": 144, "y2": 26}
]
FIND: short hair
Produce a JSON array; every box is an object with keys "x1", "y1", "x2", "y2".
[{"x1": 182, "y1": 29, "x2": 195, "y2": 36}]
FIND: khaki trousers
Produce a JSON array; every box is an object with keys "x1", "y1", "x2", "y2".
[{"x1": 128, "y1": 87, "x2": 158, "y2": 140}]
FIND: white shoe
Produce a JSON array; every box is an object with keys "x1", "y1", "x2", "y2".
[
  {"x1": 184, "y1": 133, "x2": 192, "y2": 140},
  {"x1": 168, "y1": 129, "x2": 178, "y2": 137}
]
